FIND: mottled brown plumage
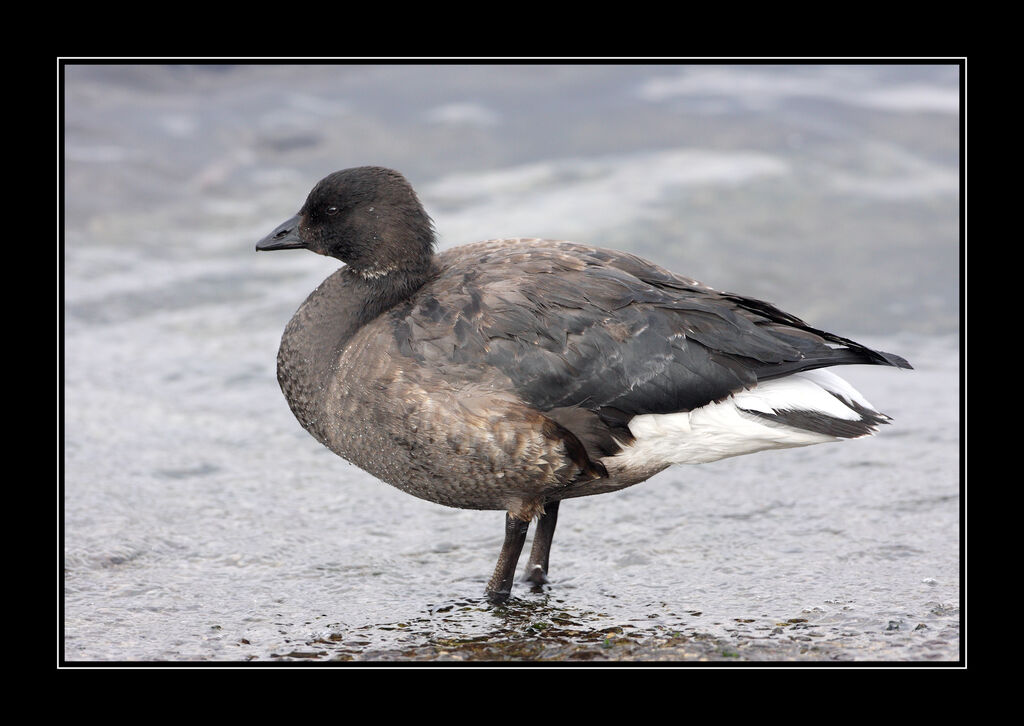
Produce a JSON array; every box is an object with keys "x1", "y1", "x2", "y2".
[{"x1": 275, "y1": 240, "x2": 658, "y2": 522}]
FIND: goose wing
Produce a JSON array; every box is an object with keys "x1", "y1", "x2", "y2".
[{"x1": 391, "y1": 239, "x2": 909, "y2": 429}]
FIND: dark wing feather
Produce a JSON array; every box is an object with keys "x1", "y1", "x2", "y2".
[{"x1": 392, "y1": 240, "x2": 910, "y2": 426}]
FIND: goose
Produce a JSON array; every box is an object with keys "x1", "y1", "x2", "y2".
[{"x1": 255, "y1": 166, "x2": 911, "y2": 603}]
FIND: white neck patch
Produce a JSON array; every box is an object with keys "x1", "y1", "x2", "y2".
[{"x1": 355, "y1": 263, "x2": 399, "y2": 280}]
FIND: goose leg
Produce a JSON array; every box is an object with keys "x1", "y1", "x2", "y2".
[
  {"x1": 485, "y1": 513, "x2": 531, "y2": 604},
  {"x1": 524, "y1": 500, "x2": 560, "y2": 585}
]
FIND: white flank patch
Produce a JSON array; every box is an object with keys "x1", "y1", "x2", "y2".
[
  {"x1": 792, "y1": 368, "x2": 879, "y2": 413},
  {"x1": 732, "y1": 370, "x2": 862, "y2": 422},
  {"x1": 613, "y1": 371, "x2": 881, "y2": 468}
]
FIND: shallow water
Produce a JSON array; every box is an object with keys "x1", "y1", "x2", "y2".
[{"x1": 62, "y1": 63, "x2": 961, "y2": 664}]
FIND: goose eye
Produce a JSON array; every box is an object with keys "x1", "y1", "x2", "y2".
[{"x1": 326, "y1": 206, "x2": 339, "y2": 216}]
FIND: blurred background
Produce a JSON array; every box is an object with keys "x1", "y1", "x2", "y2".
[{"x1": 62, "y1": 63, "x2": 961, "y2": 663}]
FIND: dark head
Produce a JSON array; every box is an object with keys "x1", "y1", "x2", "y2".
[{"x1": 256, "y1": 167, "x2": 436, "y2": 280}]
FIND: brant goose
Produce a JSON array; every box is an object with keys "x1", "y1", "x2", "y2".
[{"x1": 256, "y1": 166, "x2": 911, "y2": 603}]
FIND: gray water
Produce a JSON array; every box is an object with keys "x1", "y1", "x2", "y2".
[{"x1": 62, "y1": 63, "x2": 961, "y2": 664}]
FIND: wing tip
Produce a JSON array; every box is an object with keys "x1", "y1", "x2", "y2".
[{"x1": 877, "y1": 350, "x2": 913, "y2": 370}]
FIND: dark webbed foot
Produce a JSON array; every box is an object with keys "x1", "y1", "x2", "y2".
[
  {"x1": 523, "y1": 500, "x2": 559, "y2": 586},
  {"x1": 525, "y1": 564, "x2": 548, "y2": 585},
  {"x1": 484, "y1": 513, "x2": 531, "y2": 604}
]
